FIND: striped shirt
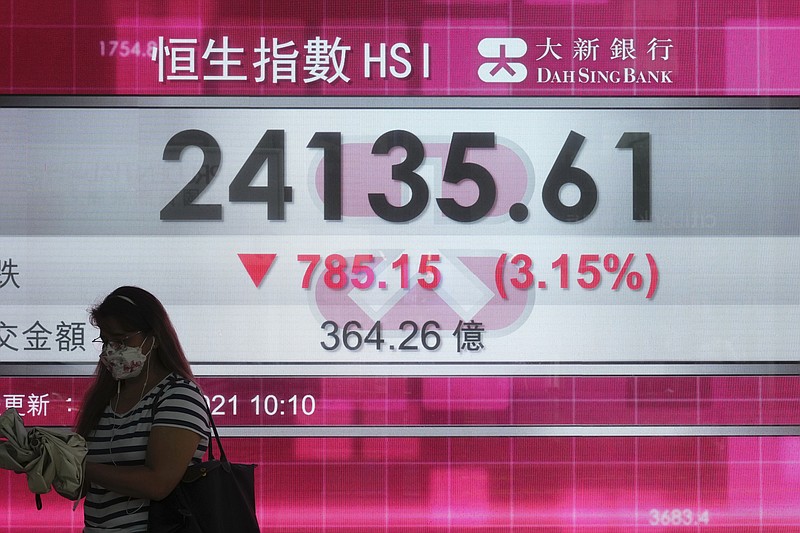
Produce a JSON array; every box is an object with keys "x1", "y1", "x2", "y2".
[{"x1": 84, "y1": 373, "x2": 209, "y2": 532}]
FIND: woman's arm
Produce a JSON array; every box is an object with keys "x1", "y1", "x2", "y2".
[{"x1": 85, "y1": 426, "x2": 202, "y2": 501}]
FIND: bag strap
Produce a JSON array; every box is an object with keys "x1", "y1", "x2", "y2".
[
  {"x1": 151, "y1": 378, "x2": 226, "y2": 463},
  {"x1": 201, "y1": 399, "x2": 228, "y2": 463}
]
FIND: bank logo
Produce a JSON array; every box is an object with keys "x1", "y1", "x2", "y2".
[{"x1": 478, "y1": 38, "x2": 528, "y2": 83}]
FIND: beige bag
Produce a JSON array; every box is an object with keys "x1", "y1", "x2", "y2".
[{"x1": 0, "y1": 408, "x2": 87, "y2": 507}]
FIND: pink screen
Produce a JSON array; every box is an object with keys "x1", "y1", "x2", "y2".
[{"x1": 3, "y1": 1, "x2": 800, "y2": 532}]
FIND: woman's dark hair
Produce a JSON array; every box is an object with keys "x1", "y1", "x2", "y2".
[{"x1": 74, "y1": 286, "x2": 196, "y2": 437}]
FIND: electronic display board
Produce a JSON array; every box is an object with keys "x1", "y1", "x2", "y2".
[{"x1": 2, "y1": 1, "x2": 800, "y2": 532}]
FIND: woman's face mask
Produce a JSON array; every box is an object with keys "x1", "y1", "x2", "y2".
[{"x1": 100, "y1": 337, "x2": 153, "y2": 380}]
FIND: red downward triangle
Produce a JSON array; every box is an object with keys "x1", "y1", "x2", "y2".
[{"x1": 238, "y1": 254, "x2": 277, "y2": 287}]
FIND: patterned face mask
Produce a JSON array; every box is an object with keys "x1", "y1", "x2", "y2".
[{"x1": 100, "y1": 337, "x2": 152, "y2": 380}]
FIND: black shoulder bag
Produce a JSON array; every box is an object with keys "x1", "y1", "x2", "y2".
[{"x1": 147, "y1": 395, "x2": 260, "y2": 533}]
